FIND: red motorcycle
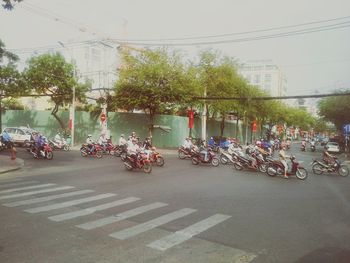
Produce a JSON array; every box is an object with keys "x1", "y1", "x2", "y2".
[
  {"x1": 124, "y1": 152, "x2": 152, "y2": 173},
  {"x1": 191, "y1": 148, "x2": 220, "y2": 167},
  {"x1": 80, "y1": 143, "x2": 103, "y2": 158},
  {"x1": 30, "y1": 142, "x2": 53, "y2": 160},
  {"x1": 148, "y1": 147, "x2": 165, "y2": 167},
  {"x1": 178, "y1": 145, "x2": 197, "y2": 159},
  {"x1": 266, "y1": 155, "x2": 308, "y2": 180}
]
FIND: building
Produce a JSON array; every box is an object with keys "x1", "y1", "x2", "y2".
[
  {"x1": 238, "y1": 60, "x2": 287, "y2": 97},
  {"x1": 20, "y1": 39, "x2": 121, "y2": 110}
]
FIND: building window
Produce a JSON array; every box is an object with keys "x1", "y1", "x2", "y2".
[
  {"x1": 265, "y1": 74, "x2": 271, "y2": 83},
  {"x1": 254, "y1": 74, "x2": 260, "y2": 83}
]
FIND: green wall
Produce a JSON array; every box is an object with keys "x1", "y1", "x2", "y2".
[{"x1": 2, "y1": 110, "x2": 253, "y2": 148}]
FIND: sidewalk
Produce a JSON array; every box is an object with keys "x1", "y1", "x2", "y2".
[{"x1": 0, "y1": 154, "x2": 24, "y2": 174}]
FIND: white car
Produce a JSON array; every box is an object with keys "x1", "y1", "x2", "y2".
[
  {"x1": 2, "y1": 127, "x2": 34, "y2": 147},
  {"x1": 326, "y1": 142, "x2": 340, "y2": 153}
]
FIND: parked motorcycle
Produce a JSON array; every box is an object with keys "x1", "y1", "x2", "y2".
[
  {"x1": 123, "y1": 152, "x2": 152, "y2": 173},
  {"x1": 80, "y1": 143, "x2": 103, "y2": 158},
  {"x1": 311, "y1": 158, "x2": 349, "y2": 177},
  {"x1": 266, "y1": 156, "x2": 308, "y2": 180},
  {"x1": 30, "y1": 142, "x2": 53, "y2": 160},
  {"x1": 48, "y1": 139, "x2": 70, "y2": 151},
  {"x1": 148, "y1": 147, "x2": 165, "y2": 167},
  {"x1": 232, "y1": 151, "x2": 267, "y2": 173},
  {"x1": 178, "y1": 146, "x2": 196, "y2": 159},
  {"x1": 191, "y1": 148, "x2": 220, "y2": 166}
]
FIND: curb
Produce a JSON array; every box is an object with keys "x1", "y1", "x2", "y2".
[{"x1": 0, "y1": 158, "x2": 25, "y2": 175}]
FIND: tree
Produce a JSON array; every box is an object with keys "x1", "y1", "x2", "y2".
[
  {"x1": 318, "y1": 91, "x2": 350, "y2": 130},
  {"x1": 112, "y1": 48, "x2": 195, "y2": 137},
  {"x1": 24, "y1": 52, "x2": 89, "y2": 130},
  {"x1": 0, "y1": 39, "x2": 26, "y2": 130},
  {"x1": 1, "y1": 0, "x2": 22, "y2": 10}
]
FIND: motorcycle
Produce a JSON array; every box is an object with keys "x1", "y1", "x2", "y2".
[
  {"x1": 300, "y1": 144, "x2": 306, "y2": 152},
  {"x1": 114, "y1": 144, "x2": 128, "y2": 158},
  {"x1": 123, "y1": 151, "x2": 152, "y2": 173},
  {"x1": 310, "y1": 143, "x2": 316, "y2": 152},
  {"x1": 191, "y1": 148, "x2": 220, "y2": 167},
  {"x1": 178, "y1": 146, "x2": 197, "y2": 159},
  {"x1": 266, "y1": 156, "x2": 308, "y2": 180},
  {"x1": 232, "y1": 151, "x2": 267, "y2": 173},
  {"x1": 48, "y1": 139, "x2": 70, "y2": 151},
  {"x1": 148, "y1": 147, "x2": 165, "y2": 167},
  {"x1": 30, "y1": 142, "x2": 54, "y2": 160},
  {"x1": 80, "y1": 143, "x2": 103, "y2": 158},
  {"x1": 311, "y1": 158, "x2": 349, "y2": 177}
]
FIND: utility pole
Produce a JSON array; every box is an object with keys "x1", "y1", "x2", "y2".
[
  {"x1": 201, "y1": 87, "x2": 207, "y2": 141},
  {"x1": 58, "y1": 41, "x2": 75, "y2": 147}
]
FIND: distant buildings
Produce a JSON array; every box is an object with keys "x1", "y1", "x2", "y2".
[{"x1": 238, "y1": 60, "x2": 287, "y2": 97}]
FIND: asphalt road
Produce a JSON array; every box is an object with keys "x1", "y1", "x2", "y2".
[{"x1": 0, "y1": 145, "x2": 349, "y2": 263}]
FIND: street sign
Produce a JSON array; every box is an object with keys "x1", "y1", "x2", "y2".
[{"x1": 343, "y1": 124, "x2": 350, "y2": 134}]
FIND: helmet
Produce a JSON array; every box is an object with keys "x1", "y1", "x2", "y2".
[
  {"x1": 121, "y1": 134, "x2": 125, "y2": 137},
  {"x1": 87, "y1": 134, "x2": 92, "y2": 138}
]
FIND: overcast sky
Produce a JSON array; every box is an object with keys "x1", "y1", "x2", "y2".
[{"x1": 1, "y1": 0, "x2": 350, "y2": 96}]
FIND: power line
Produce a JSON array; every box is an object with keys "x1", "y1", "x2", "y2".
[{"x1": 194, "y1": 92, "x2": 350, "y2": 101}]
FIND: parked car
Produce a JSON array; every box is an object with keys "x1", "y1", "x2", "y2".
[
  {"x1": 1, "y1": 127, "x2": 36, "y2": 147},
  {"x1": 326, "y1": 142, "x2": 340, "y2": 153}
]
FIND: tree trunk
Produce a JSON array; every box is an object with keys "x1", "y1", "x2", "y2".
[
  {"x1": 51, "y1": 104, "x2": 65, "y2": 131},
  {"x1": 220, "y1": 115, "x2": 225, "y2": 137},
  {"x1": 148, "y1": 108, "x2": 155, "y2": 139}
]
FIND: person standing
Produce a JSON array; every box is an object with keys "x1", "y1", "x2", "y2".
[{"x1": 279, "y1": 146, "x2": 290, "y2": 179}]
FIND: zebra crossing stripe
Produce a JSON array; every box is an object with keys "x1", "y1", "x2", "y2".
[
  {"x1": 147, "y1": 214, "x2": 231, "y2": 251},
  {"x1": 0, "y1": 183, "x2": 56, "y2": 194},
  {"x1": 24, "y1": 193, "x2": 116, "y2": 213},
  {"x1": 3, "y1": 190, "x2": 95, "y2": 207},
  {"x1": 48, "y1": 197, "x2": 140, "y2": 222},
  {"x1": 0, "y1": 181, "x2": 38, "y2": 189},
  {"x1": 0, "y1": 186, "x2": 75, "y2": 200},
  {"x1": 77, "y1": 202, "x2": 168, "y2": 230},
  {"x1": 109, "y1": 208, "x2": 196, "y2": 240}
]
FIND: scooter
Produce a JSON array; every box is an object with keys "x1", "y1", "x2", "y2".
[
  {"x1": 266, "y1": 156, "x2": 308, "y2": 180},
  {"x1": 49, "y1": 139, "x2": 70, "y2": 151},
  {"x1": 311, "y1": 158, "x2": 349, "y2": 177},
  {"x1": 148, "y1": 147, "x2": 165, "y2": 167},
  {"x1": 124, "y1": 152, "x2": 152, "y2": 173},
  {"x1": 191, "y1": 148, "x2": 220, "y2": 167},
  {"x1": 80, "y1": 143, "x2": 103, "y2": 158},
  {"x1": 30, "y1": 143, "x2": 54, "y2": 160}
]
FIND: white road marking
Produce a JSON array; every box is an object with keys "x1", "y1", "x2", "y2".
[
  {"x1": 48, "y1": 197, "x2": 140, "y2": 222},
  {"x1": 0, "y1": 183, "x2": 56, "y2": 194},
  {"x1": 3, "y1": 190, "x2": 94, "y2": 207},
  {"x1": 147, "y1": 213, "x2": 231, "y2": 251},
  {"x1": 77, "y1": 202, "x2": 168, "y2": 230},
  {"x1": 109, "y1": 208, "x2": 196, "y2": 240},
  {"x1": 0, "y1": 181, "x2": 37, "y2": 189},
  {"x1": 24, "y1": 193, "x2": 116, "y2": 213},
  {"x1": 0, "y1": 186, "x2": 75, "y2": 200}
]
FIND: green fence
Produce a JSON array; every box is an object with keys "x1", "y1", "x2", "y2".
[{"x1": 2, "y1": 110, "x2": 256, "y2": 148}]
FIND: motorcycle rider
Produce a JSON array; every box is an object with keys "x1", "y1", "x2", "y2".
[
  {"x1": 128, "y1": 138, "x2": 140, "y2": 167},
  {"x1": 322, "y1": 145, "x2": 336, "y2": 166},
  {"x1": 1, "y1": 130, "x2": 13, "y2": 149},
  {"x1": 98, "y1": 134, "x2": 108, "y2": 151},
  {"x1": 54, "y1": 131, "x2": 63, "y2": 147},
  {"x1": 279, "y1": 145, "x2": 290, "y2": 179},
  {"x1": 35, "y1": 133, "x2": 45, "y2": 158},
  {"x1": 301, "y1": 139, "x2": 306, "y2": 151},
  {"x1": 199, "y1": 139, "x2": 208, "y2": 161},
  {"x1": 182, "y1": 137, "x2": 193, "y2": 151},
  {"x1": 86, "y1": 134, "x2": 95, "y2": 154},
  {"x1": 119, "y1": 134, "x2": 127, "y2": 146}
]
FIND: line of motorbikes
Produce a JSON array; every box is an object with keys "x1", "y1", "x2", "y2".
[
  {"x1": 79, "y1": 140, "x2": 165, "y2": 174},
  {"x1": 178, "y1": 142, "x2": 349, "y2": 179}
]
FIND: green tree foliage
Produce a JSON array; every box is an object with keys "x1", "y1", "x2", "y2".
[
  {"x1": 318, "y1": 91, "x2": 350, "y2": 130},
  {"x1": 113, "y1": 48, "x2": 195, "y2": 136},
  {"x1": 24, "y1": 52, "x2": 89, "y2": 130},
  {"x1": 1, "y1": 0, "x2": 22, "y2": 10}
]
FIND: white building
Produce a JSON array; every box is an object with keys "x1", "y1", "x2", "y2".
[
  {"x1": 20, "y1": 40, "x2": 121, "y2": 110},
  {"x1": 238, "y1": 60, "x2": 287, "y2": 97}
]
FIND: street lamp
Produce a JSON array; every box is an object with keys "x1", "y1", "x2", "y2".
[{"x1": 58, "y1": 41, "x2": 76, "y2": 147}]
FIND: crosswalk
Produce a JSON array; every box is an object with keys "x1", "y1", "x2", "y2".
[{"x1": 0, "y1": 178, "x2": 248, "y2": 256}]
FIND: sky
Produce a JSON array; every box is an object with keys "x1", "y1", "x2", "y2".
[{"x1": 1, "y1": 0, "x2": 350, "y2": 96}]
